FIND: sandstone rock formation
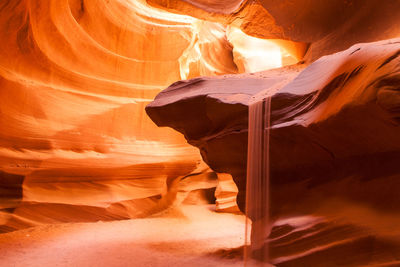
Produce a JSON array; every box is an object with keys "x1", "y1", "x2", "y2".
[
  {"x1": 0, "y1": 0, "x2": 251, "y2": 231},
  {"x1": 1, "y1": 0, "x2": 400, "y2": 264},
  {"x1": 148, "y1": 0, "x2": 400, "y2": 61},
  {"x1": 147, "y1": 38, "x2": 400, "y2": 212},
  {"x1": 147, "y1": 39, "x2": 400, "y2": 264}
]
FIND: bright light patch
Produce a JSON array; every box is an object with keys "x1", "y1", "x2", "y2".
[
  {"x1": 227, "y1": 27, "x2": 283, "y2": 73},
  {"x1": 127, "y1": 0, "x2": 196, "y2": 25},
  {"x1": 127, "y1": 1, "x2": 293, "y2": 76}
]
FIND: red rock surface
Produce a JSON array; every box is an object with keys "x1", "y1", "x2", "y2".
[
  {"x1": 0, "y1": 0, "x2": 247, "y2": 231},
  {"x1": 1, "y1": 0, "x2": 400, "y2": 265},
  {"x1": 2, "y1": 0, "x2": 316, "y2": 232},
  {"x1": 147, "y1": 39, "x2": 400, "y2": 264},
  {"x1": 149, "y1": 0, "x2": 400, "y2": 60},
  {"x1": 147, "y1": 38, "x2": 400, "y2": 210}
]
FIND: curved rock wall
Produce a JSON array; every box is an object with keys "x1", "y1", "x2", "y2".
[
  {"x1": 148, "y1": 0, "x2": 400, "y2": 60},
  {"x1": 2, "y1": 0, "x2": 399, "y2": 235},
  {"x1": 147, "y1": 38, "x2": 400, "y2": 212},
  {"x1": 0, "y1": 0, "x2": 248, "y2": 231},
  {"x1": 146, "y1": 38, "x2": 400, "y2": 265}
]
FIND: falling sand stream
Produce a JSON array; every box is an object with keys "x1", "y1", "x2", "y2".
[{"x1": 245, "y1": 97, "x2": 272, "y2": 266}]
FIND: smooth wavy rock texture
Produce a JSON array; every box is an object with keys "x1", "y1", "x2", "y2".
[
  {"x1": 1, "y1": 0, "x2": 400, "y2": 265},
  {"x1": 0, "y1": 0, "x2": 259, "y2": 231},
  {"x1": 147, "y1": 38, "x2": 400, "y2": 265},
  {"x1": 2, "y1": 0, "x2": 397, "y2": 232},
  {"x1": 148, "y1": 0, "x2": 400, "y2": 61}
]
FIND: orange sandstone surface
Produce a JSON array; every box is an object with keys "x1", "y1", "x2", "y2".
[
  {"x1": 0, "y1": 0, "x2": 242, "y2": 231},
  {"x1": 1, "y1": 0, "x2": 400, "y2": 266},
  {"x1": 1, "y1": 0, "x2": 302, "y2": 232}
]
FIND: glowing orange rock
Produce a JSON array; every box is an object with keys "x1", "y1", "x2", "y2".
[{"x1": 0, "y1": 0, "x2": 241, "y2": 230}]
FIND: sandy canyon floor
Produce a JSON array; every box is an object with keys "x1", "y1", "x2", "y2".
[{"x1": 0, "y1": 205, "x2": 246, "y2": 267}]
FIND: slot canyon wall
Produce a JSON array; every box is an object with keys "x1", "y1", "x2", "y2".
[
  {"x1": 147, "y1": 0, "x2": 400, "y2": 213},
  {"x1": 147, "y1": 36, "x2": 400, "y2": 266},
  {"x1": 0, "y1": 0, "x2": 243, "y2": 231},
  {"x1": 1, "y1": 0, "x2": 305, "y2": 231},
  {"x1": 145, "y1": 0, "x2": 400, "y2": 265},
  {"x1": 0, "y1": 0, "x2": 399, "y2": 247}
]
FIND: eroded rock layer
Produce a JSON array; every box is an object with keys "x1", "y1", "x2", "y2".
[
  {"x1": 0, "y1": 0, "x2": 253, "y2": 231},
  {"x1": 1, "y1": 0, "x2": 399, "y2": 238},
  {"x1": 148, "y1": 0, "x2": 400, "y2": 60},
  {"x1": 147, "y1": 38, "x2": 400, "y2": 265}
]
